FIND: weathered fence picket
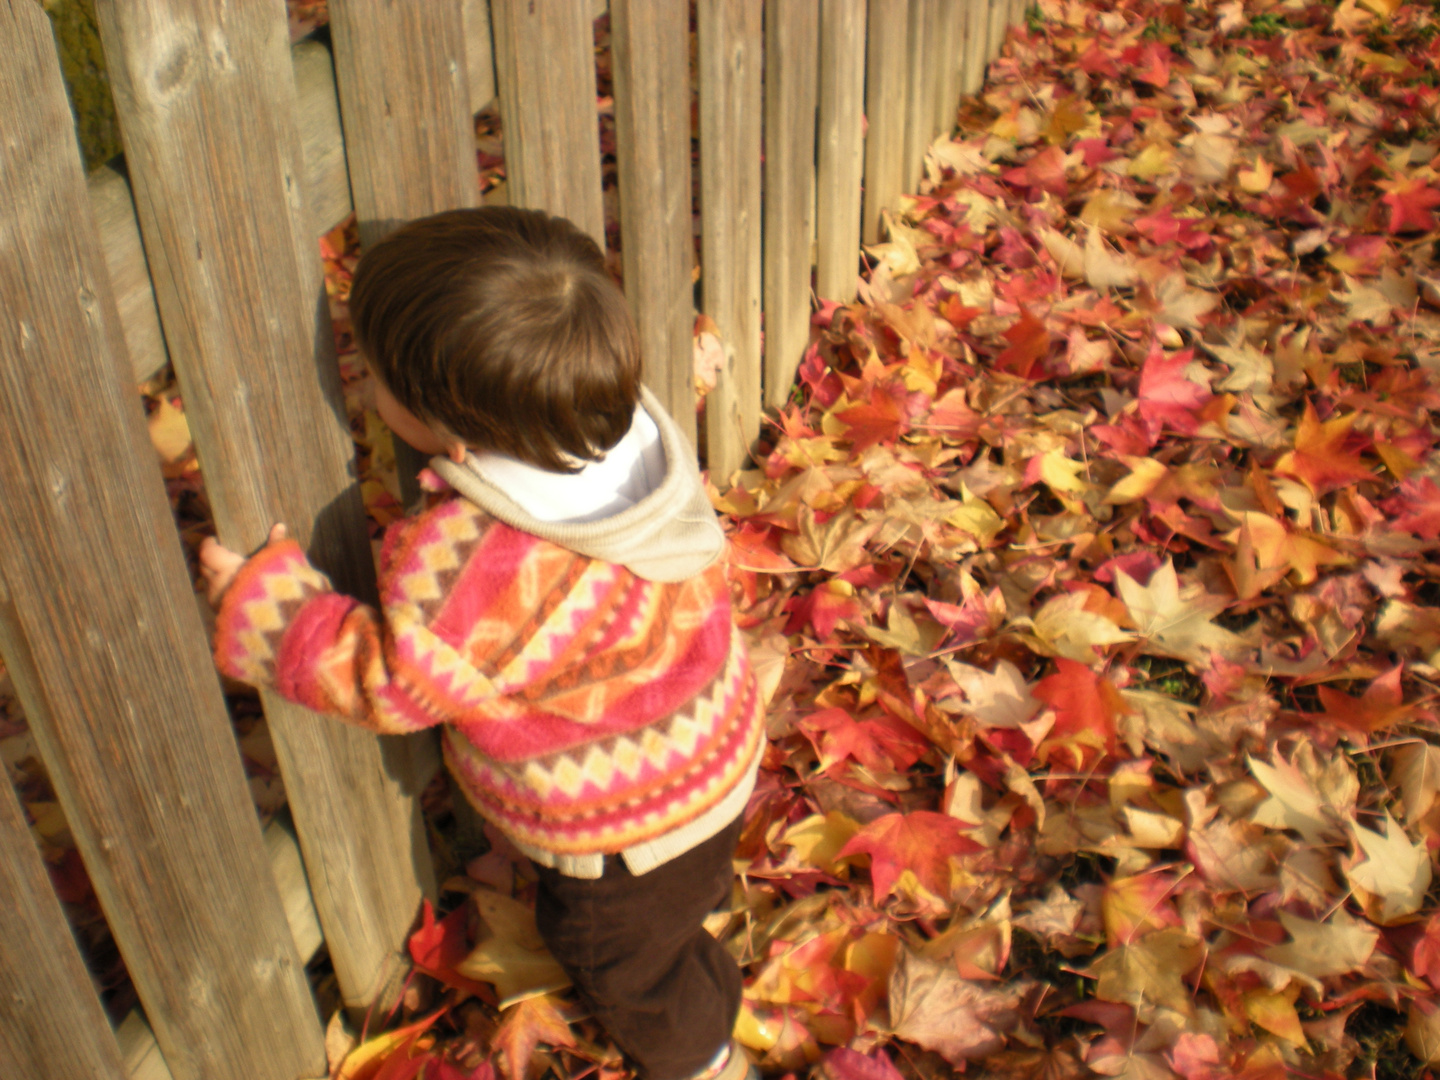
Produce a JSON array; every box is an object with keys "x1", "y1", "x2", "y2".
[
  {"x1": 0, "y1": 1, "x2": 1023, "y2": 1074},
  {"x1": 763, "y1": 0, "x2": 820, "y2": 411},
  {"x1": 815, "y1": 0, "x2": 868, "y2": 304},
  {"x1": 699, "y1": 0, "x2": 765, "y2": 480},
  {"x1": 93, "y1": 0, "x2": 435, "y2": 1016},
  {"x1": 0, "y1": 6, "x2": 325, "y2": 1080},
  {"x1": 611, "y1": 0, "x2": 699, "y2": 444},
  {"x1": 490, "y1": 0, "x2": 606, "y2": 248},
  {"x1": 0, "y1": 704, "x2": 127, "y2": 1080}
]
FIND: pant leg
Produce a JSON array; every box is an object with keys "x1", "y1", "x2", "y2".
[{"x1": 533, "y1": 815, "x2": 745, "y2": 1080}]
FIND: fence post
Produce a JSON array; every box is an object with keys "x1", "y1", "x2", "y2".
[
  {"x1": 329, "y1": 0, "x2": 477, "y2": 250},
  {"x1": 611, "y1": 0, "x2": 698, "y2": 445},
  {"x1": 489, "y1": 0, "x2": 605, "y2": 248},
  {"x1": 0, "y1": 706, "x2": 127, "y2": 1080},
  {"x1": 861, "y1": 0, "x2": 908, "y2": 245},
  {"x1": 698, "y1": 0, "x2": 763, "y2": 480},
  {"x1": 901, "y1": 0, "x2": 935, "y2": 193},
  {"x1": 962, "y1": 0, "x2": 988, "y2": 96},
  {"x1": 815, "y1": 0, "x2": 867, "y2": 304},
  {"x1": 93, "y1": 0, "x2": 436, "y2": 1015},
  {"x1": 762, "y1": 0, "x2": 820, "y2": 412},
  {"x1": 0, "y1": 4, "x2": 324, "y2": 1078}
]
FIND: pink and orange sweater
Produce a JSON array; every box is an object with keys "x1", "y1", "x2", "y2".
[{"x1": 215, "y1": 393, "x2": 764, "y2": 877}]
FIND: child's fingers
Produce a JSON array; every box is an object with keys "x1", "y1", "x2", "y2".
[{"x1": 269, "y1": 523, "x2": 288, "y2": 544}]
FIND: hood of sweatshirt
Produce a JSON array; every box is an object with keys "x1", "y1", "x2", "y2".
[{"x1": 429, "y1": 386, "x2": 726, "y2": 583}]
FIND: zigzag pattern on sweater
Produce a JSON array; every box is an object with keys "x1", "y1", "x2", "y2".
[{"x1": 214, "y1": 493, "x2": 763, "y2": 859}]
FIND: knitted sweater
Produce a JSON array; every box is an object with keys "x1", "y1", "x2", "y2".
[{"x1": 214, "y1": 394, "x2": 765, "y2": 877}]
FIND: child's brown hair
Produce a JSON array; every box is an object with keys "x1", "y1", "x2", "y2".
[{"x1": 350, "y1": 206, "x2": 641, "y2": 473}]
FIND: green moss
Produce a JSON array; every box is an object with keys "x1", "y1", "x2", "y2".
[{"x1": 45, "y1": 0, "x2": 122, "y2": 170}]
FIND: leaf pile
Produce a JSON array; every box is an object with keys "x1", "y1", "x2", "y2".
[{"x1": 709, "y1": 0, "x2": 1440, "y2": 1077}]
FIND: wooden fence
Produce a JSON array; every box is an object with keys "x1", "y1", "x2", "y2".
[{"x1": 0, "y1": 1, "x2": 1026, "y2": 1078}]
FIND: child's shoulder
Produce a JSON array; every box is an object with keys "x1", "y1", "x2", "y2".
[{"x1": 377, "y1": 491, "x2": 494, "y2": 582}]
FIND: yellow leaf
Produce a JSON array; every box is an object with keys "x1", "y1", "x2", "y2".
[
  {"x1": 456, "y1": 890, "x2": 571, "y2": 1007},
  {"x1": 147, "y1": 398, "x2": 192, "y2": 464},
  {"x1": 1346, "y1": 809, "x2": 1432, "y2": 924},
  {"x1": 780, "y1": 812, "x2": 861, "y2": 874},
  {"x1": 1244, "y1": 988, "x2": 1306, "y2": 1046},
  {"x1": 1105, "y1": 458, "x2": 1168, "y2": 505}
]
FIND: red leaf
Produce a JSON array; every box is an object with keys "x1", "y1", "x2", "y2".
[
  {"x1": 785, "y1": 579, "x2": 863, "y2": 640},
  {"x1": 1137, "y1": 344, "x2": 1211, "y2": 436},
  {"x1": 838, "y1": 811, "x2": 983, "y2": 903},
  {"x1": 1379, "y1": 176, "x2": 1440, "y2": 234},
  {"x1": 492, "y1": 996, "x2": 576, "y2": 1080},
  {"x1": 1001, "y1": 146, "x2": 1070, "y2": 198},
  {"x1": 837, "y1": 387, "x2": 908, "y2": 451},
  {"x1": 798, "y1": 707, "x2": 932, "y2": 774},
  {"x1": 1274, "y1": 402, "x2": 1373, "y2": 494},
  {"x1": 1385, "y1": 476, "x2": 1440, "y2": 538},
  {"x1": 1033, "y1": 660, "x2": 1126, "y2": 765},
  {"x1": 408, "y1": 901, "x2": 496, "y2": 1002},
  {"x1": 995, "y1": 308, "x2": 1052, "y2": 379}
]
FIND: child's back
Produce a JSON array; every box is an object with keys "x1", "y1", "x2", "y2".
[{"x1": 204, "y1": 206, "x2": 761, "y2": 1080}]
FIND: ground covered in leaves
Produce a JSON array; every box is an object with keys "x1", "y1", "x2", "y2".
[{"x1": 11, "y1": 0, "x2": 1440, "y2": 1077}]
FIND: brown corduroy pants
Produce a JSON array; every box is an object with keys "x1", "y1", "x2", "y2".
[{"x1": 532, "y1": 815, "x2": 745, "y2": 1080}]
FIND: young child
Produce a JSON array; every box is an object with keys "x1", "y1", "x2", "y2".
[{"x1": 199, "y1": 207, "x2": 764, "y2": 1080}]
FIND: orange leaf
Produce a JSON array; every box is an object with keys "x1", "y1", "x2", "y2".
[
  {"x1": 1274, "y1": 403, "x2": 1373, "y2": 494},
  {"x1": 492, "y1": 996, "x2": 576, "y2": 1080},
  {"x1": 838, "y1": 812, "x2": 983, "y2": 903}
]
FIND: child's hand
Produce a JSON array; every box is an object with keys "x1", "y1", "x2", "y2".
[{"x1": 199, "y1": 523, "x2": 287, "y2": 606}]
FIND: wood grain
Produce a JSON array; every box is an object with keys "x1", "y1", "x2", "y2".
[
  {"x1": 763, "y1": 0, "x2": 819, "y2": 411},
  {"x1": 0, "y1": 5, "x2": 324, "y2": 1078},
  {"x1": 962, "y1": 0, "x2": 988, "y2": 95},
  {"x1": 292, "y1": 38, "x2": 354, "y2": 237},
  {"x1": 610, "y1": 0, "x2": 698, "y2": 446},
  {"x1": 861, "y1": 0, "x2": 907, "y2": 245},
  {"x1": 114, "y1": 815, "x2": 326, "y2": 1080},
  {"x1": 697, "y1": 0, "x2": 764, "y2": 480},
  {"x1": 815, "y1": 0, "x2": 867, "y2": 304},
  {"x1": 489, "y1": 0, "x2": 605, "y2": 247},
  {"x1": 329, "y1": 0, "x2": 477, "y2": 250},
  {"x1": 901, "y1": 0, "x2": 935, "y2": 193},
  {"x1": 94, "y1": 0, "x2": 434, "y2": 1014},
  {"x1": 0, "y1": 746, "x2": 128, "y2": 1080},
  {"x1": 463, "y1": 0, "x2": 497, "y2": 112}
]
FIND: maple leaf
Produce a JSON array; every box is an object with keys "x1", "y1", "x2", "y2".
[
  {"x1": 1346, "y1": 809, "x2": 1432, "y2": 924},
  {"x1": 409, "y1": 901, "x2": 496, "y2": 1002},
  {"x1": 994, "y1": 308, "x2": 1052, "y2": 379},
  {"x1": 1393, "y1": 743, "x2": 1440, "y2": 826},
  {"x1": 887, "y1": 948, "x2": 1023, "y2": 1064},
  {"x1": 1249, "y1": 748, "x2": 1355, "y2": 846},
  {"x1": 798, "y1": 707, "x2": 931, "y2": 774},
  {"x1": 490, "y1": 995, "x2": 576, "y2": 1080},
  {"x1": 1136, "y1": 269, "x2": 1218, "y2": 329},
  {"x1": 822, "y1": 1047, "x2": 906, "y2": 1080},
  {"x1": 1385, "y1": 476, "x2": 1440, "y2": 539},
  {"x1": 1033, "y1": 659, "x2": 1127, "y2": 765},
  {"x1": 836, "y1": 386, "x2": 909, "y2": 451},
  {"x1": 837, "y1": 811, "x2": 983, "y2": 904},
  {"x1": 1312, "y1": 666, "x2": 1422, "y2": 735},
  {"x1": 1086, "y1": 927, "x2": 1204, "y2": 1017},
  {"x1": 335, "y1": 1012, "x2": 444, "y2": 1080},
  {"x1": 1273, "y1": 402, "x2": 1373, "y2": 494},
  {"x1": 1379, "y1": 175, "x2": 1440, "y2": 234},
  {"x1": 1136, "y1": 345, "x2": 1211, "y2": 436},
  {"x1": 942, "y1": 659, "x2": 1041, "y2": 730},
  {"x1": 1115, "y1": 561, "x2": 1245, "y2": 664},
  {"x1": 1102, "y1": 873, "x2": 1183, "y2": 947},
  {"x1": 785, "y1": 578, "x2": 862, "y2": 640},
  {"x1": 1262, "y1": 909, "x2": 1378, "y2": 989},
  {"x1": 455, "y1": 890, "x2": 570, "y2": 1007}
]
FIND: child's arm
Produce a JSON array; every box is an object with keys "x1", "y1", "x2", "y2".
[{"x1": 199, "y1": 526, "x2": 449, "y2": 735}]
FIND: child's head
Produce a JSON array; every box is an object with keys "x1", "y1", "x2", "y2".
[{"x1": 350, "y1": 206, "x2": 641, "y2": 473}]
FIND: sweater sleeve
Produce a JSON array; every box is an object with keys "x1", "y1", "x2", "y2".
[{"x1": 212, "y1": 538, "x2": 445, "y2": 734}]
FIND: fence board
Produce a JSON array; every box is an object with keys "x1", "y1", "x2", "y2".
[
  {"x1": 490, "y1": 0, "x2": 605, "y2": 248},
  {"x1": 815, "y1": 0, "x2": 867, "y2": 304},
  {"x1": 698, "y1": 0, "x2": 763, "y2": 479},
  {"x1": 987, "y1": 0, "x2": 1009, "y2": 66},
  {"x1": 610, "y1": 0, "x2": 697, "y2": 445},
  {"x1": 329, "y1": 0, "x2": 476, "y2": 251},
  {"x1": 0, "y1": 735, "x2": 127, "y2": 1080},
  {"x1": 861, "y1": 0, "x2": 907, "y2": 245},
  {"x1": 962, "y1": 0, "x2": 988, "y2": 96},
  {"x1": 463, "y1": 0, "x2": 497, "y2": 111},
  {"x1": 0, "y1": 6, "x2": 324, "y2": 1079},
  {"x1": 763, "y1": 0, "x2": 819, "y2": 411},
  {"x1": 93, "y1": 0, "x2": 435, "y2": 1015},
  {"x1": 901, "y1": 0, "x2": 936, "y2": 193},
  {"x1": 933, "y1": 1, "x2": 965, "y2": 141}
]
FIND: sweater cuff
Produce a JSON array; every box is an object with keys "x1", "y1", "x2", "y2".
[{"x1": 213, "y1": 539, "x2": 333, "y2": 687}]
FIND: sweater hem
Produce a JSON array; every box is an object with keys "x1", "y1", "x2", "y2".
[{"x1": 513, "y1": 734, "x2": 764, "y2": 879}]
